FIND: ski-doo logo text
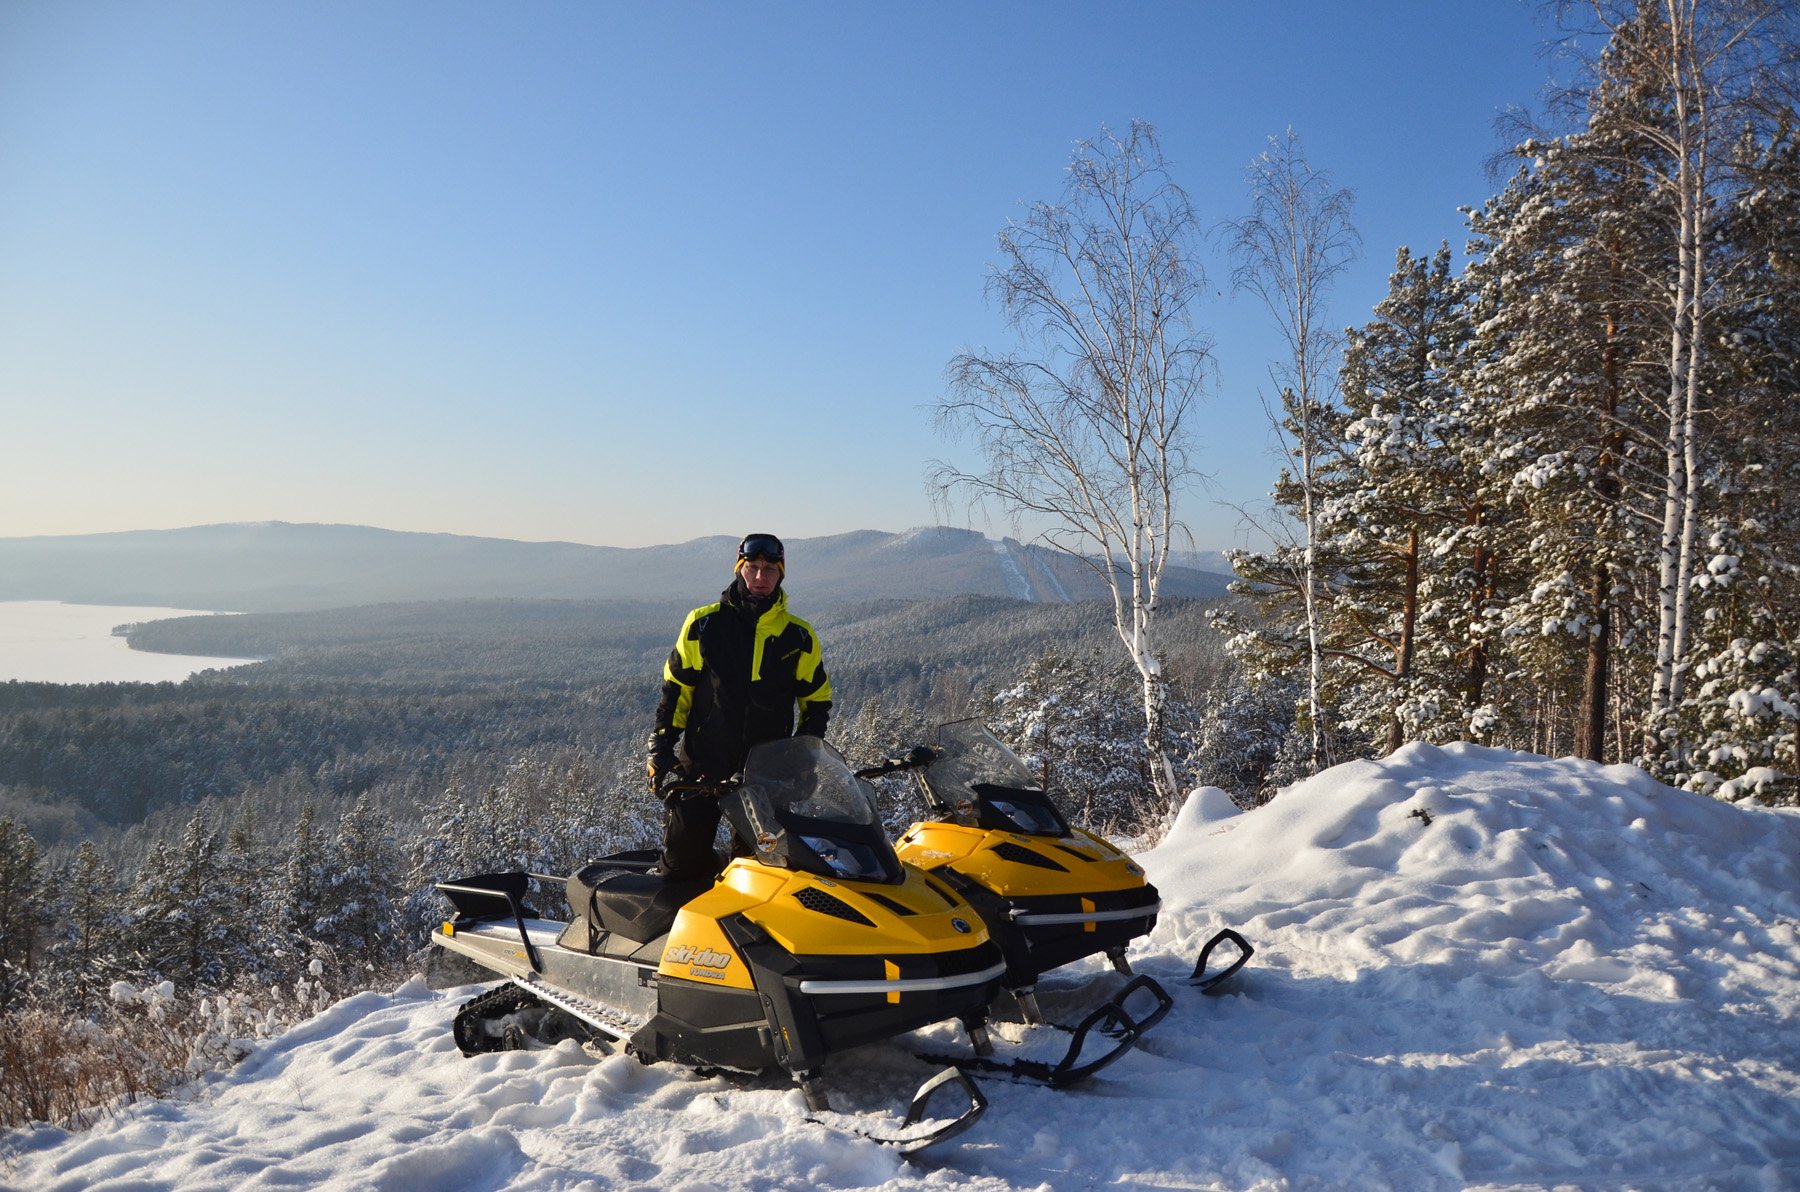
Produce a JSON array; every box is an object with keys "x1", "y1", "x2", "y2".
[{"x1": 665, "y1": 945, "x2": 734, "y2": 976}]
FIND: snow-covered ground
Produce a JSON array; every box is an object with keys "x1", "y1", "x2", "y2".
[{"x1": 6, "y1": 743, "x2": 1798, "y2": 1190}]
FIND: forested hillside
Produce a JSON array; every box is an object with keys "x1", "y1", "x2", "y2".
[
  {"x1": 0, "y1": 590, "x2": 1243, "y2": 1134},
  {"x1": 0, "y1": 595, "x2": 1229, "y2": 858}
]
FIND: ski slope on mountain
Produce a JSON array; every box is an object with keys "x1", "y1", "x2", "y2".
[{"x1": 5, "y1": 744, "x2": 1797, "y2": 1190}]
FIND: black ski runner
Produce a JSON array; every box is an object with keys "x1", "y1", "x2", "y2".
[
  {"x1": 807, "y1": 1065, "x2": 989, "y2": 1157},
  {"x1": 1189, "y1": 928, "x2": 1254, "y2": 993},
  {"x1": 907, "y1": 974, "x2": 1174, "y2": 1088}
]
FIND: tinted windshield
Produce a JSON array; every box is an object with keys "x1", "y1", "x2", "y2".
[
  {"x1": 922, "y1": 721, "x2": 1070, "y2": 836},
  {"x1": 741, "y1": 735, "x2": 878, "y2": 826},
  {"x1": 923, "y1": 720, "x2": 1039, "y2": 800},
  {"x1": 732, "y1": 735, "x2": 900, "y2": 882}
]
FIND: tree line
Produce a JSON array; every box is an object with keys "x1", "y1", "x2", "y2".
[
  {"x1": 1221, "y1": 3, "x2": 1798, "y2": 801},
  {"x1": 922, "y1": 4, "x2": 1794, "y2": 804}
]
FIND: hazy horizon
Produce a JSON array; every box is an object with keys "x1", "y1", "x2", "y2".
[{"x1": 0, "y1": 519, "x2": 1240, "y2": 563}]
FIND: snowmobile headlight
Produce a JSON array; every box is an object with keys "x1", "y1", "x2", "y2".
[
  {"x1": 799, "y1": 836, "x2": 885, "y2": 879},
  {"x1": 988, "y1": 798, "x2": 1061, "y2": 835}
]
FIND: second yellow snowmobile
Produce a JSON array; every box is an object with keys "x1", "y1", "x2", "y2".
[{"x1": 871, "y1": 720, "x2": 1250, "y2": 1028}]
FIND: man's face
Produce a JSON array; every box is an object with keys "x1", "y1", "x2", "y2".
[{"x1": 740, "y1": 558, "x2": 781, "y2": 598}]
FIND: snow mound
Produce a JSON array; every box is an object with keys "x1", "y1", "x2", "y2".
[{"x1": 1145, "y1": 742, "x2": 1800, "y2": 995}]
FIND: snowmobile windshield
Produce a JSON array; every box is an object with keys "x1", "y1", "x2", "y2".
[
  {"x1": 741, "y1": 735, "x2": 878, "y2": 826},
  {"x1": 923, "y1": 721, "x2": 1071, "y2": 838},
  {"x1": 729, "y1": 735, "x2": 904, "y2": 884}
]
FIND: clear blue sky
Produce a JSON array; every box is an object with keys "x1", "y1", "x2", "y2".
[{"x1": 0, "y1": 1, "x2": 1563, "y2": 551}]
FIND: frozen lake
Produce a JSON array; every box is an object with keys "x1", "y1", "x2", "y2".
[{"x1": 0, "y1": 601, "x2": 259, "y2": 684}]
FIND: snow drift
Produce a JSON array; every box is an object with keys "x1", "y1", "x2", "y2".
[{"x1": 5, "y1": 743, "x2": 1797, "y2": 1190}]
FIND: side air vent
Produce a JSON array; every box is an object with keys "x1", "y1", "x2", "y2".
[
  {"x1": 990, "y1": 842, "x2": 1069, "y2": 871},
  {"x1": 863, "y1": 892, "x2": 917, "y2": 917},
  {"x1": 794, "y1": 887, "x2": 874, "y2": 926},
  {"x1": 926, "y1": 878, "x2": 960, "y2": 907},
  {"x1": 1055, "y1": 844, "x2": 1100, "y2": 863}
]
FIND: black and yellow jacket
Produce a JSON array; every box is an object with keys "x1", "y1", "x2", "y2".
[{"x1": 653, "y1": 582, "x2": 831, "y2": 781}]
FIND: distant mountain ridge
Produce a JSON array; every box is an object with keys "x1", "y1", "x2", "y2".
[{"x1": 0, "y1": 523, "x2": 1234, "y2": 613}]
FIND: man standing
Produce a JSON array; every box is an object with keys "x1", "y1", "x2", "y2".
[{"x1": 647, "y1": 533, "x2": 831, "y2": 880}]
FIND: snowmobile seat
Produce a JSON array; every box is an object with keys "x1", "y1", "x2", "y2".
[{"x1": 566, "y1": 857, "x2": 709, "y2": 946}]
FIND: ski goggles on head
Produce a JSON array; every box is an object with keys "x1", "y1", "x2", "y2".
[{"x1": 737, "y1": 533, "x2": 785, "y2": 565}]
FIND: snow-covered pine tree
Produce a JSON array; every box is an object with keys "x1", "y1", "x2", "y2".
[
  {"x1": 129, "y1": 813, "x2": 236, "y2": 990},
  {"x1": 1559, "y1": 1, "x2": 1800, "y2": 761},
  {"x1": 1329, "y1": 243, "x2": 1481, "y2": 751},
  {"x1": 1457, "y1": 53, "x2": 1674, "y2": 762},
  {"x1": 985, "y1": 649, "x2": 1162, "y2": 832},
  {"x1": 275, "y1": 801, "x2": 330, "y2": 962},
  {"x1": 46, "y1": 841, "x2": 129, "y2": 1009},
  {"x1": 1185, "y1": 661, "x2": 1297, "y2": 805},
  {"x1": 218, "y1": 802, "x2": 272, "y2": 980},
  {"x1": 537, "y1": 744, "x2": 650, "y2": 870},
  {"x1": 311, "y1": 797, "x2": 401, "y2": 971},
  {"x1": 0, "y1": 818, "x2": 47, "y2": 1007}
]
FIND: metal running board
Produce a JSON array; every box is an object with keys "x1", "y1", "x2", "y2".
[{"x1": 514, "y1": 974, "x2": 647, "y2": 1046}]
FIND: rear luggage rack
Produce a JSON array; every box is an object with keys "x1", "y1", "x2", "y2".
[{"x1": 437, "y1": 871, "x2": 563, "y2": 975}]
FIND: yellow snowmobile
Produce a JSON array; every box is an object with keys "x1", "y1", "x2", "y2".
[
  {"x1": 429, "y1": 734, "x2": 1003, "y2": 1153},
  {"x1": 870, "y1": 721, "x2": 1250, "y2": 1032}
]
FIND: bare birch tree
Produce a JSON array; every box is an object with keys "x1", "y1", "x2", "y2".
[
  {"x1": 1227, "y1": 129, "x2": 1359, "y2": 774},
  {"x1": 931, "y1": 122, "x2": 1210, "y2": 810}
]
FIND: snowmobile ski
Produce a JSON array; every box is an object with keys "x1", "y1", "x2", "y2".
[
  {"x1": 1188, "y1": 928, "x2": 1253, "y2": 993},
  {"x1": 808, "y1": 1064, "x2": 989, "y2": 1157},
  {"x1": 905, "y1": 973, "x2": 1173, "y2": 1089}
]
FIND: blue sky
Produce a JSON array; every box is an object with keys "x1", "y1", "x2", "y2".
[{"x1": 1, "y1": 1, "x2": 1563, "y2": 552}]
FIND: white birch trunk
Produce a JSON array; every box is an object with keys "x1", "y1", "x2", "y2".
[
  {"x1": 1650, "y1": 197, "x2": 1691, "y2": 744},
  {"x1": 1298, "y1": 397, "x2": 1325, "y2": 773},
  {"x1": 1648, "y1": 1, "x2": 1708, "y2": 760}
]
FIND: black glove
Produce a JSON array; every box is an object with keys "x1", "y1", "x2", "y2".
[{"x1": 647, "y1": 728, "x2": 679, "y2": 793}]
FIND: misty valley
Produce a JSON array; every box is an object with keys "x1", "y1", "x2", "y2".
[{"x1": 0, "y1": 593, "x2": 1233, "y2": 859}]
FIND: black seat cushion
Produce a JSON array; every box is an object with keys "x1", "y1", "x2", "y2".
[{"x1": 566, "y1": 854, "x2": 708, "y2": 944}]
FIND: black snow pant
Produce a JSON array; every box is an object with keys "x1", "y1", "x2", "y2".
[{"x1": 659, "y1": 793, "x2": 724, "y2": 882}]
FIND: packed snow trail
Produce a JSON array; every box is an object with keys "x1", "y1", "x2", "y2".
[{"x1": 4, "y1": 743, "x2": 1797, "y2": 1190}]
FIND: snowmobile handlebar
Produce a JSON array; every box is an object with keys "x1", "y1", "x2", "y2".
[
  {"x1": 854, "y1": 745, "x2": 937, "y2": 780},
  {"x1": 658, "y1": 776, "x2": 738, "y2": 800}
]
